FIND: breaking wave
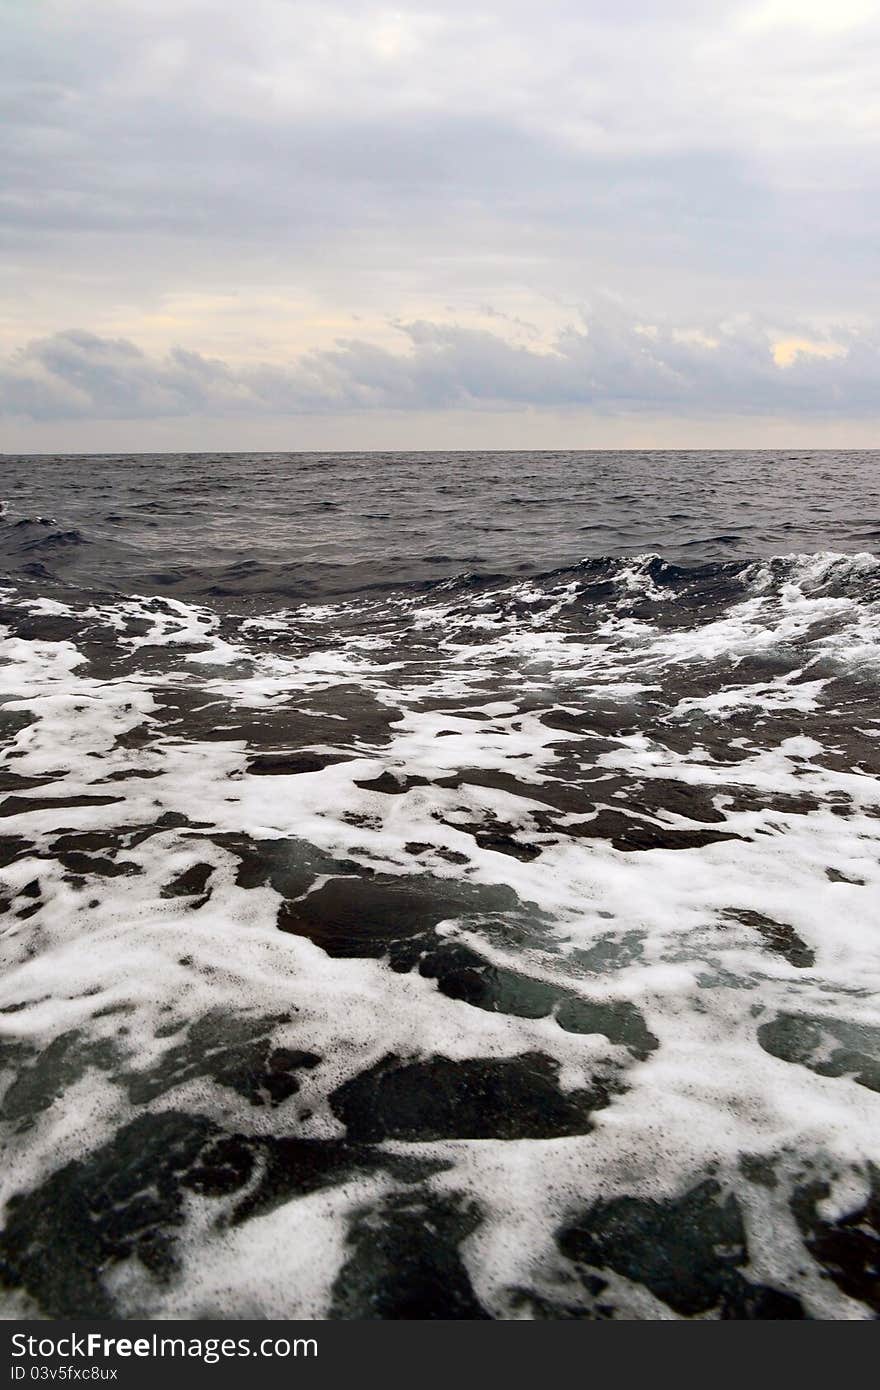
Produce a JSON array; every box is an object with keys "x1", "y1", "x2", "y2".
[
  {"x1": 1, "y1": 530, "x2": 879, "y2": 1319},
  {"x1": 3, "y1": 448, "x2": 880, "y2": 1319}
]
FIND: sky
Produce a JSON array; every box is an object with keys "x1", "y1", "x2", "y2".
[{"x1": 2, "y1": 0, "x2": 879, "y2": 451}]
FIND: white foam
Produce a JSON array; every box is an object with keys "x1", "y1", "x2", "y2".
[{"x1": 1, "y1": 557, "x2": 879, "y2": 1318}]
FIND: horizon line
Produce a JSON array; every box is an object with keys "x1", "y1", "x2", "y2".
[{"x1": 3, "y1": 445, "x2": 878, "y2": 459}]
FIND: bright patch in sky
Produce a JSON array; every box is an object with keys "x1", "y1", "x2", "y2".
[
  {"x1": 772, "y1": 338, "x2": 848, "y2": 368},
  {"x1": 741, "y1": 0, "x2": 877, "y2": 32}
]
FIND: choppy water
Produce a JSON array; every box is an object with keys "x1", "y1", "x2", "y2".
[{"x1": 1, "y1": 450, "x2": 879, "y2": 1320}]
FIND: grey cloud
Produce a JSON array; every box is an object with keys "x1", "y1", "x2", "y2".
[
  {"x1": 4, "y1": 0, "x2": 880, "y2": 333},
  {"x1": 3, "y1": 306, "x2": 877, "y2": 421}
]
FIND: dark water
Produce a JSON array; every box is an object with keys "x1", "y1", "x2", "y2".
[
  {"x1": 1, "y1": 452, "x2": 879, "y2": 1320},
  {"x1": 2, "y1": 449, "x2": 880, "y2": 601}
]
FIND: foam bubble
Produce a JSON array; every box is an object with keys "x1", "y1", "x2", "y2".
[{"x1": 1, "y1": 554, "x2": 879, "y2": 1319}]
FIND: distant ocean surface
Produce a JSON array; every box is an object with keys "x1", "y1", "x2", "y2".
[{"x1": 1, "y1": 450, "x2": 879, "y2": 1320}]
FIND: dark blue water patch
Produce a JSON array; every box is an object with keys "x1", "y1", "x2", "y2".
[
  {"x1": 679, "y1": 533, "x2": 743, "y2": 547},
  {"x1": 557, "y1": 1180, "x2": 805, "y2": 1318},
  {"x1": 1, "y1": 450, "x2": 878, "y2": 602},
  {"x1": 20, "y1": 529, "x2": 88, "y2": 551}
]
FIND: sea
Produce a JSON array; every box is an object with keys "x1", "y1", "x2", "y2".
[{"x1": 0, "y1": 449, "x2": 878, "y2": 1319}]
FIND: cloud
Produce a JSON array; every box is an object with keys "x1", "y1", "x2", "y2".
[
  {"x1": 771, "y1": 338, "x2": 848, "y2": 368},
  {"x1": 2, "y1": 303, "x2": 876, "y2": 422},
  {"x1": 3, "y1": 1, "x2": 879, "y2": 449},
  {"x1": 4, "y1": 3, "x2": 880, "y2": 328}
]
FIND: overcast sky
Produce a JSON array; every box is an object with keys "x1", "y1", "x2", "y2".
[{"x1": 3, "y1": 0, "x2": 879, "y2": 450}]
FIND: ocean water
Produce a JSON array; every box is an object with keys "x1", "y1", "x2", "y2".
[{"x1": 0, "y1": 449, "x2": 878, "y2": 1320}]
